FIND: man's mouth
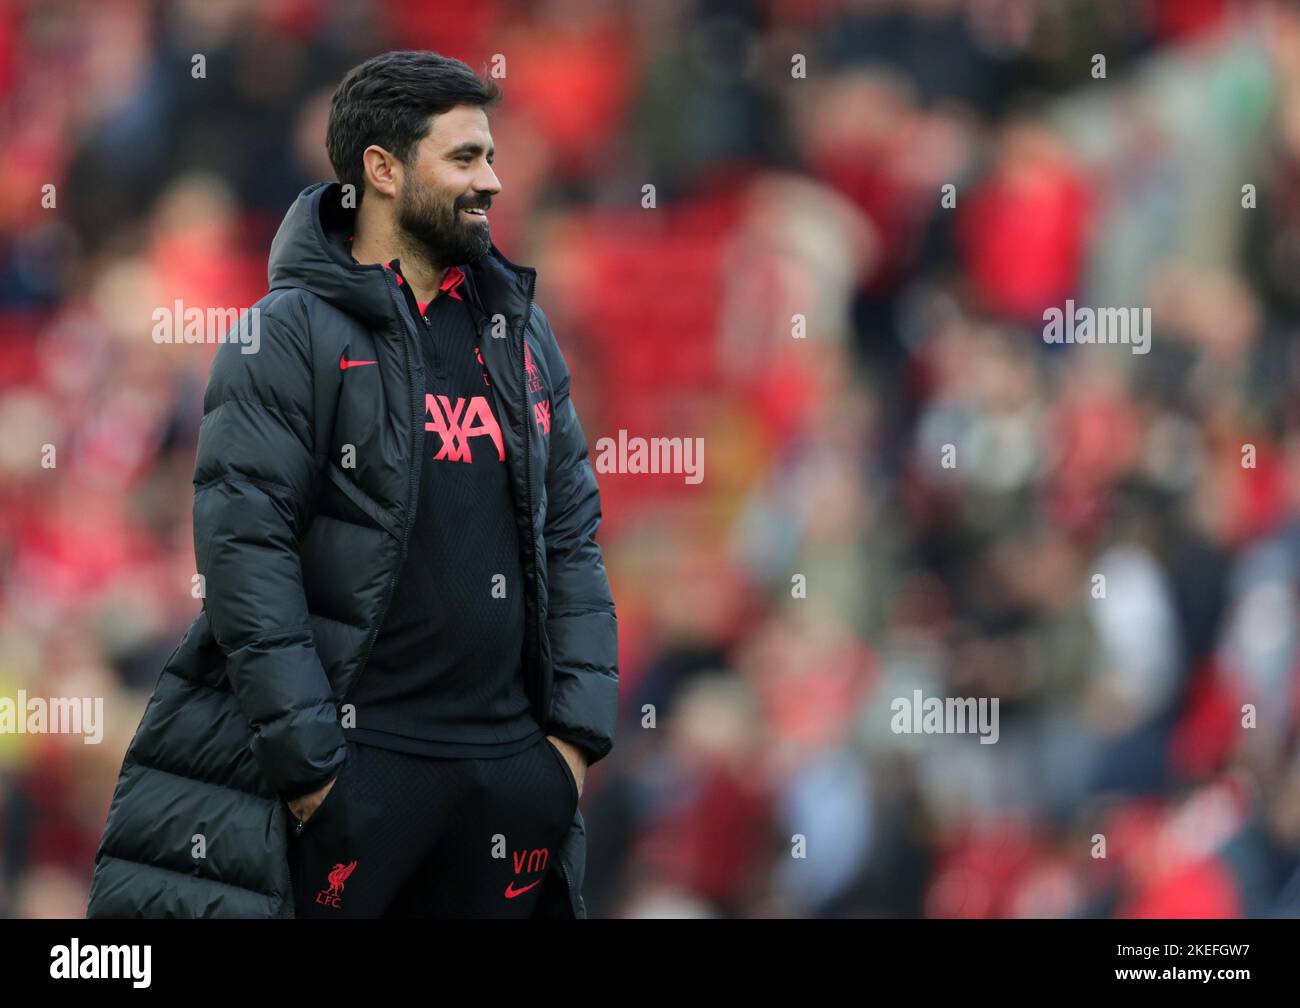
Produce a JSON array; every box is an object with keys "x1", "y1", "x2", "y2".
[{"x1": 461, "y1": 207, "x2": 488, "y2": 220}]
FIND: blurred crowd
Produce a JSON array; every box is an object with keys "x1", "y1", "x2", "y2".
[{"x1": 3, "y1": 0, "x2": 1300, "y2": 918}]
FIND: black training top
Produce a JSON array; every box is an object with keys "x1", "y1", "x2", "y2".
[{"x1": 344, "y1": 258, "x2": 540, "y2": 758}]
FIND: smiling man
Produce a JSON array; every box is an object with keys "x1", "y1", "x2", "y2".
[{"x1": 87, "y1": 51, "x2": 618, "y2": 919}]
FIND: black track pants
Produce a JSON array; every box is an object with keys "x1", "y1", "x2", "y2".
[{"x1": 287, "y1": 734, "x2": 580, "y2": 918}]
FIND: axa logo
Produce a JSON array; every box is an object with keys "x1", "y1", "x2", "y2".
[
  {"x1": 425, "y1": 393, "x2": 505, "y2": 463},
  {"x1": 504, "y1": 846, "x2": 550, "y2": 899},
  {"x1": 533, "y1": 399, "x2": 551, "y2": 436},
  {"x1": 316, "y1": 860, "x2": 357, "y2": 909}
]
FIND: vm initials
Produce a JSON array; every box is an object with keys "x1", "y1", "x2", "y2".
[{"x1": 513, "y1": 847, "x2": 549, "y2": 874}]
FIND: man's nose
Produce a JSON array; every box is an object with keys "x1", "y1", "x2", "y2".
[{"x1": 474, "y1": 162, "x2": 501, "y2": 196}]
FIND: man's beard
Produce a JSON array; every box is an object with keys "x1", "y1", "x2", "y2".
[{"x1": 396, "y1": 178, "x2": 492, "y2": 268}]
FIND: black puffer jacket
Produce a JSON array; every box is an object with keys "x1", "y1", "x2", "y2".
[{"x1": 85, "y1": 181, "x2": 618, "y2": 918}]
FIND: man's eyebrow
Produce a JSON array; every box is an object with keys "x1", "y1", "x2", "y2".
[{"x1": 446, "y1": 141, "x2": 495, "y2": 158}]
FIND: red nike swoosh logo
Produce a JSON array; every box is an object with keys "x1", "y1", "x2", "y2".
[
  {"x1": 340, "y1": 354, "x2": 377, "y2": 370},
  {"x1": 504, "y1": 878, "x2": 543, "y2": 899}
]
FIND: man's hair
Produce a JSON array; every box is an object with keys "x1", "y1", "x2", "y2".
[{"x1": 326, "y1": 50, "x2": 502, "y2": 202}]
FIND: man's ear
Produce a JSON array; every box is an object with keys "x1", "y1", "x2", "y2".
[{"x1": 362, "y1": 145, "x2": 401, "y2": 200}]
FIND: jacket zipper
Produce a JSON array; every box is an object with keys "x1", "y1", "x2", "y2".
[
  {"x1": 517, "y1": 275, "x2": 577, "y2": 917},
  {"x1": 339, "y1": 269, "x2": 426, "y2": 712},
  {"x1": 557, "y1": 854, "x2": 575, "y2": 915},
  {"x1": 297, "y1": 273, "x2": 421, "y2": 835},
  {"x1": 518, "y1": 274, "x2": 540, "y2": 715}
]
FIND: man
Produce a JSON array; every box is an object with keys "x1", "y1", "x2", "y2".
[{"x1": 86, "y1": 51, "x2": 618, "y2": 918}]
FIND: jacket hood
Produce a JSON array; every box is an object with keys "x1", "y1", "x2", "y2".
[{"x1": 268, "y1": 181, "x2": 536, "y2": 330}]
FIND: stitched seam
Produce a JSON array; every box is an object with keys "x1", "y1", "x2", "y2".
[
  {"x1": 121, "y1": 755, "x2": 273, "y2": 805},
  {"x1": 203, "y1": 394, "x2": 312, "y2": 433},
  {"x1": 95, "y1": 852, "x2": 280, "y2": 904},
  {"x1": 218, "y1": 622, "x2": 316, "y2": 654},
  {"x1": 194, "y1": 473, "x2": 297, "y2": 497}
]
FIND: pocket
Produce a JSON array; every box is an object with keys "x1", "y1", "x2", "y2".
[
  {"x1": 543, "y1": 737, "x2": 580, "y2": 811},
  {"x1": 294, "y1": 746, "x2": 351, "y2": 836}
]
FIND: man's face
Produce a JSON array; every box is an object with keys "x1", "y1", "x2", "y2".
[{"x1": 395, "y1": 104, "x2": 500, "y2": 267}]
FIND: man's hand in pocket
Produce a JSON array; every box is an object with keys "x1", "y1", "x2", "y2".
[
  {"x1": 288, "y1": 776, "x2": 336, "y2": 825},
  {"x1": 546, "y1": 736, "x2": 587, "y2": 799}
]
